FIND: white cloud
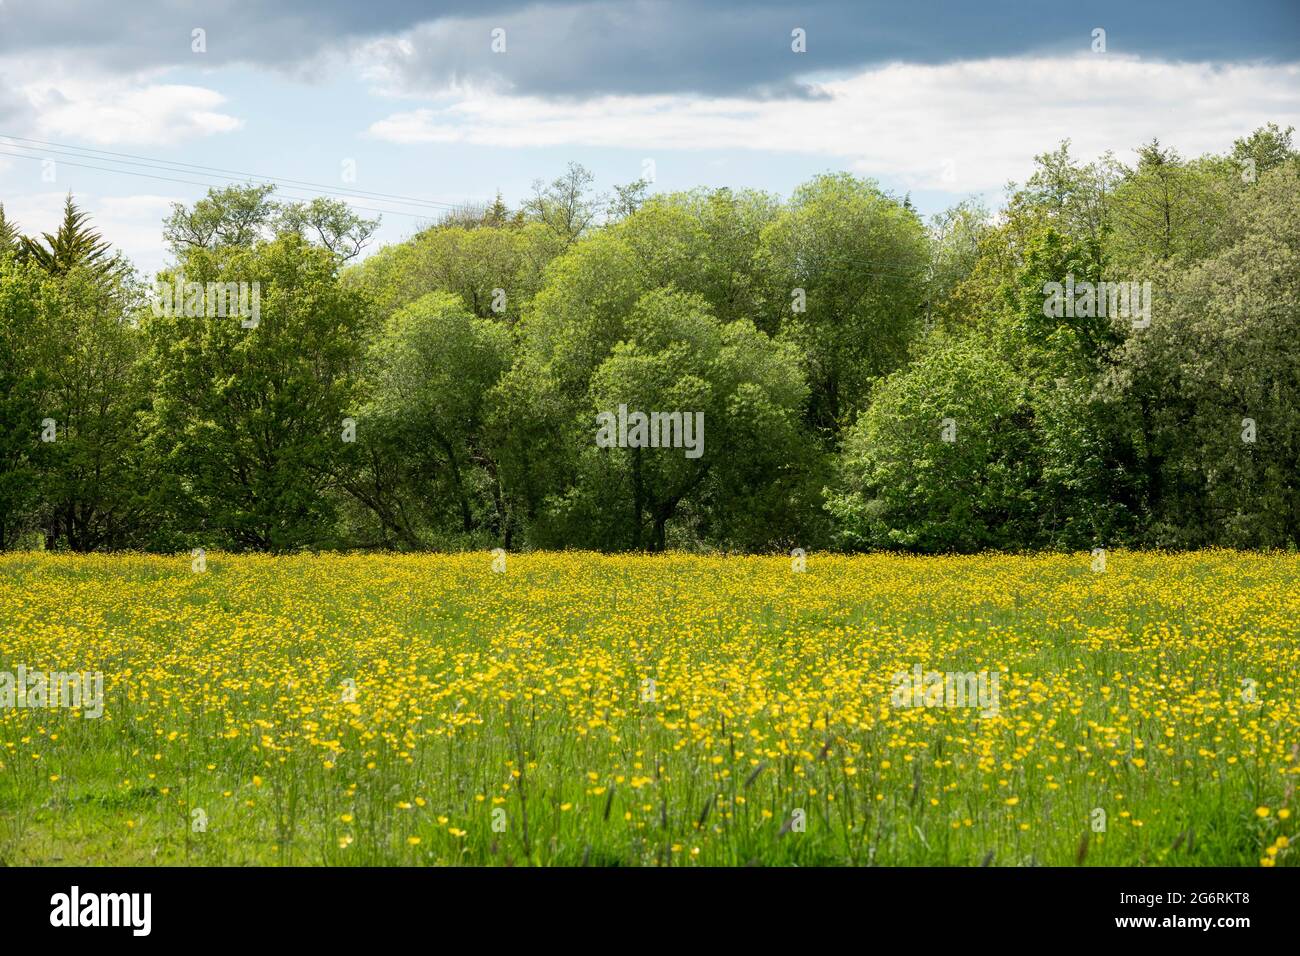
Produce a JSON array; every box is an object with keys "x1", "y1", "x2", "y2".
[
  {"x1": 24, "y1": 78, "x2": 242, "y2": 145},
  {"x1": 0, "y1": 51, "x2": 243, "y2": 147},
  {"x1": 0, "y1": 60, "x2": 241, "y2": 260},
  {"x1": 367, "y1": 55, "x2": 1300, "y2": 191}
]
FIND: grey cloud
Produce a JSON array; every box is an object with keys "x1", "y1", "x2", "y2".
[
  {"x1": 0, "y1": 0, "x2": 512, "y2": 71},
  {"x1": 0, "y1": 67, "x2": 32, "y2": 126},
  {"x1": 0, "y1": 0, "x2": 1296, "y2": 98}
]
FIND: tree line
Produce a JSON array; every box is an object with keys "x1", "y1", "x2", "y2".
[{"x1": 1, "y1": 124, "x2": 1296, "y2": 554}]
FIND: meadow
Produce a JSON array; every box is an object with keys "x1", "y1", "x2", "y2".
[{"x1": 0, "y1": 550, "x2": 1297, "y2": 867}]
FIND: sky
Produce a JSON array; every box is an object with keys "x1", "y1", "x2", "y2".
[{"x1": 0, "y1": 0, "x2": 1297, "y2": 276}]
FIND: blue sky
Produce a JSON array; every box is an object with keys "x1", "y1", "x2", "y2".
[{"x1": 0, "y1": 0, "x2": 1297, "y2": 275}]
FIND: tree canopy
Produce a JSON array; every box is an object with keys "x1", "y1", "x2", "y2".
[{"x1": 3, "y1": 125, "x2": 1298, "y2": 554}]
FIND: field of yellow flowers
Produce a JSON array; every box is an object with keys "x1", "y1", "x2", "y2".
[{"x1": 1, "y1": 550, "x2": 1297, "y2": 866}]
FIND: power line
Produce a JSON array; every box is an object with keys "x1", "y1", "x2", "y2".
[
  {"x1": 0, "y1": 133, "x2": 463, "y2": 212},
  {"x1": 0, "y1": 140, "x2": 449, "y2": 216},
  {"x1": 0, "y1": 135, "x2": 948, "y2": 279},
  {"x1": 0, "y1": 147, "x2": 437, "y2": 221}
]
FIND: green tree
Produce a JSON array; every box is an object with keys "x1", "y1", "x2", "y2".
[
  {"x1": 20, "y1": 194, "x2": 125, "y2": 280},
  {"x1": 144, "y1": 236, "x2": 370, "y2": 550},
  {"x1": 1231, "y1": 122, "x2": 1297, "y2": 179},
  {"x1": 165, "y1": 184, "x2": 380, "y2": 262},
  {"x1": 162, "y1": 183, "x2": 278, "y2": 254},
  {"x1": 623, "y1": 188, "x2": 781, "y2": 327},
  {"x1": 0, "y1": 256, "x2": 46, "y2": 548},
  {"x1": 273, "y1": 197, "x2": 379, "y2": 262},
  {"x1": 1106, "y1": 141, "x2": 1231, "y2": 268},
  {"x1": 926, "y1": 200, "x2": 991, "y2": 325},
  {"x1": 757, "y1": 173, "x2": 928, "y2": 435},
  {"x1": 537, "y1": 289, "x2": 808, "y2": 551},
  {"x1": 0, "y1": 203, "x2": 19, "y2": 254},
  {"x1": 353, "y1": 221, "x2": 560, "y2": 324},
  {"x1": 522, "y1": 161, "x2": 601, "y2": 247},
  {"x1": 925, "y1": 206, "x2": 1137, "y2": 547},
  {"x1": 30, "y1": 264, "x2": 149, "y2": 550},
  {"x1": 828, "y1": 336, "x2": 1039, "y2": 552},
  {"x1": 607, "y1": 178, "x2": 650, "y2": 222},
  {"x1": 342, "y1": 292, "x2": 513, "y2": 548},
  {"x1": 516, "y1": 186, "x2": 780, "y2": 405},
  {"x1": 1099, "y1": 163, "x2": 1300, "y2": 548},
  {"x1": 1006, "y1": 141, "x2": 1122, "y2": 253}
]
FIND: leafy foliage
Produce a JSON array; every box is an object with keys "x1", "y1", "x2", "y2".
[{"x1": 3, "y1": 127, "x2": 1298, "y2": 553}]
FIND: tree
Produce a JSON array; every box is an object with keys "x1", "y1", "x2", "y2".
[
  {"x1": 607, "y1": 178, "x2": 650, "y2": 222},
  {"x1": 621, "y1": 188, "x2": 782, "y2": 328},
  {"x1": 163, "y1": 183, "x2": 278, "y2": 254},
  {"x1": 144, "y1": 235, "x2": 370, "y2": 550},
  {"x1": 517, "y1": 186, "x2": 781, "y2": 404},
  {"x1": 828, "y1": 336, "x2": 1040, "y2": 552},
  {"x1": 1231, "y1": 122, "x2": 1297, "y2": 179},
  {"x1": 523, "y1": 161, "x2": 601, "y2": 246},
  {"x1": 926, "y1": 200, "x2": 991, "y2": 326},
  {"x1": 20, "y1": 195, "x2": 125, "y2": 280},
  {"x1": 503, "y1": 182, "x2": 839, "y2": 549},
  {"x1": 353, "y1": 220, "x2": 560, "y2": 324},
  {"x1": 342, "y1": 292, "x2": 513, "y2": 548},
  {"x1": 1098, "y1": 162, "x2": 1300, "y2": 548},
  {"x1": 28, "y1": 264, "x2": 149, "y2": 551},
  {"x1": 0, "y1": 256, "x2": 46, "y2": 548},
  {"x1": 757, "y1": 173, "x2": 928, "y2": 435},
  {"x1": 1, "y1": 202, "x2": 150, "y2": 551},
  {"x1": 0, "y1": 203, "x2": 19, "y2": 254},
  {"x1": 430, "y1": 193, "x2": 520, "y2": 231},
  {"x1": 1006, "y1": 141, "x2": 1122, "y2": 253},
  {"x1": 534, "y1": 288, "x2": 808, "y2": 551},
  {"x1": 274, "y1": 197, "x2": 379, "y2": 262},
  {"x1": 164, "y1": 183, "x2": 381, "y2": 263},
  {"x1": 1106, "y1": 141, "x2": 1231, "y2": 267},
  {"x1": 925, "y1": 195, "x2": 1142, "y2": 548},
  {"x1": 511, "y1": 226, "x2": 646, "y2": 403}
]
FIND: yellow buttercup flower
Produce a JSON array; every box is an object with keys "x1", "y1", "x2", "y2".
[{"x1": 1, "y1": 549, "x2": 1296, "y2": 866}]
